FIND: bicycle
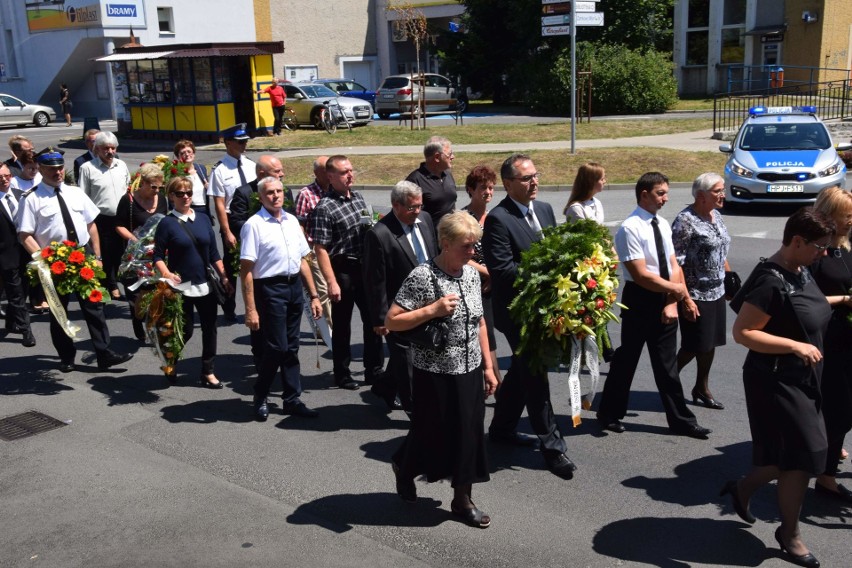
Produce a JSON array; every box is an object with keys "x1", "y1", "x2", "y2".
[
  {"x1": 281, "y1": 105, "x2": 299, "y2": 131},
  {"x1": 318, "y1": 97, "x2": 352, "y2": 134}
]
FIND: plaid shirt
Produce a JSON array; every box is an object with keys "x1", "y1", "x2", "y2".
[
  {"x1": 295, "y1": 180, "x2": 326, "y2": 242},
  {"x1": 309, "y1": 189, "x2": 369, "y2": 258}
]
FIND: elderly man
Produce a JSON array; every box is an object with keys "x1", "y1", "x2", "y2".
[
  {"x1": 209, "y1": 123, "x2": 258, "y2": 321},
  {"x1": 405, "y1": 136, "x2": 457, "y2": 227},
  {"x1": 5, "y1": 135, "x2": 34, "y2": 178},
  {"x1": 229, "y1": 155, "x2": 292, "y2": 238},
  {"x1": 73, "y1": 129, "x2": 99, "y2": 184},
  {"x1": 241, "y1": 176, "x2": 322, "y2": 421},
  {"x1": 17, "y1": 147, "x2": 132, "y2": 373},
  {"x1": 310, "y1": 155, "x2": 384, "y2": 390},
  {"x1": 596, "y1": 172, "x2": 712, "y2": 439},
  {"x1": 78, "y1": 131, "x2": 131, "y2": 300},
  {"x1": 363, "y1": 180, "x2": 437, "y2": 411},
  {"x1": 484, "y1": 153, "x2": 576, "y2": 480},
  {"x1": 295, "y1": 156, "x2": 332, "y2": 327},
  {"x1": 0, "y1": 162, "x2": 35, "y2": 347},
  {"x1": 256, "y1": 78, "x2": 287, "y2": 136}
]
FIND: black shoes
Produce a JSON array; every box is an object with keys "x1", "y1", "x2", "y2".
[
  {"x1": 814, "y1": 482, "x2": 852, "y2": 503},
  {"x1": 598, "y1": 416, "x2": 626, "y2": 433},
  {"x1": 253, "y1": 396, "x2": 269, "y2": 421},
  {"x1": 489, "y1": 429, "x2": 539, "y2": 447},
  {"x1": 97, "y1": 351, "x2": 133, "y2": 371},
  {"x1": 336, "y1": 377, "x2": 360, "y2": 390},
  {"x1": 672, "y1": 423, "x2": 712, "y2": 439},
  {"x1": 450, "y1": 504, "x2": 491, "y2": 528},
  {"x1": 545, "y1": 453, "x2": 577, "y2": 480},
  {"x1": 281, "y1": 400, "x2": 319, "y2": 418},
  {"x1": 692, "y1": 389, "x2": 725, "y2": 410},
  {"x1": 22, "y1": 330, "x2": 36, "y2": 347},
  {"x1": 224, "y1": 311, "x2": 238, "y2": 323},
  {"x1": 392, "y1": 462, "x2": 416, "y2": 503},
  {"x1": 719, "y1": 480, "x2": 756, "y2": 524},
  {"x1": 59, "y1": 361, "x2": 75, "y2": 373},
  {"x1": 370, "y1": 385, "x2": 402, "y2": 411},
  {"x1": 774, "y1": 527, "x2": 820, "y2": 568},
  {"x1": 200, "y1": 376, "x2": 224, "y2": 389}
]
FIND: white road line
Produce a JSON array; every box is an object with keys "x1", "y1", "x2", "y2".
[{"x1": 733, "y1": 231, "x2": 770, "y2": 238}]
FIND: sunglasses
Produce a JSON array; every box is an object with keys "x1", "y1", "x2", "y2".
[{"x1": 171, "y1": 190, "x2": 193, "y2": 198}]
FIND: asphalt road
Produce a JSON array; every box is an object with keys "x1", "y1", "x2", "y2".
[{"x1": 1, "y1": 124, "x2": 850, "y2": 568}]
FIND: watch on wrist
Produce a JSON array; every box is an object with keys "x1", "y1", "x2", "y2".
[{"x1": 310, "y1": 294, "x2": 319, "y2": 300}]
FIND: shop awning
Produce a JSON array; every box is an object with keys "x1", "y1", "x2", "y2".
[
  {"x1": 94, "y1": 50, "x2": 175, "y2": 62},
  {"x1": 94, "y1": 41, "x2": 284, "y2": 62}
]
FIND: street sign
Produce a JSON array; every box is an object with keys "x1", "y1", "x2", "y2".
[
  {"x1": 576, "y1": 1, "x2": 597, "y2": 12},
  {"x1": 542, "y1": 15, "x2": 570, "y2": 26},
  {"x1": 542, "y1": 25, "x2": 571, "y2": 37},
  {"x1": 542, "y1": 0, "x2": 599, "y2": 3},
  {"x1": 576, "y1": 12, "x2": 604, "y2": 26},
  {"x1": 542, "y1": 2, "x2": 570, "y2": 15}
]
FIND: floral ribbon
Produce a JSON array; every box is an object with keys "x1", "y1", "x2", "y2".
[
  {"x1": 29, "y1": 256, "x2": 80, "y2": 338},
  {"x1": 566, "y1": 335, "x2": 601, "y2": 427}
]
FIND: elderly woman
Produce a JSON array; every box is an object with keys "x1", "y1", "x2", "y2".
[
  {"x1": 563, "y1": 162, "x2": 606, "y2": 222},
  {"x1": 723, "y1": 207, "x2": 833, "y2": 567},
  {"x1": 153, "y1": 177, "x2": 232, "y2": 388},
  {"x1": 386, "y1": 211, "x2": 498, "y2": 528},
  {"x1": 671, "y1": 173, "x2": 732, "y2": 410},
  {"x1": 810, "y1": 186, "x2": 852, "y2": 503},
  {"x1": 174, "y1": 139, "x2": 211, "y2": 221},
  {"x1": 461, "y1": 165, "x2": 502, "y2": 386}
]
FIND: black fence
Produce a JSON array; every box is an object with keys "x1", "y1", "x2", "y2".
[{"x1": 713, "y1": 80, "x2": 851, "y2": 134}]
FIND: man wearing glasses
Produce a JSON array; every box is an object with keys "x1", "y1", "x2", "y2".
[
  {"x1": 209, "y1": 123, "x2": 257, "y2": 321},
  {"x1": 484, "y1": 153, "x2": 577, "y2": 480},
  {"x1": 405, "y1": 136, "x2": 457, "y2": 227}
]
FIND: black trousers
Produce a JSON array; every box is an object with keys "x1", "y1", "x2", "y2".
[
  {"x1": 271, "y1": 105, "x2": 285, "y2": 134},
  {"x1": 220, "y1": 232, "x2": 237, "y2": 317},
  {"x1": 1, "y1": 264, "x2": 30, "y2": 332},
  {"x1": 380, "y1": 333, "x2": 414, "y2": 410},
  {"x1": 330, "y1": 256, "x2": 384, "y2": 383},
  {"x1": 95, "y1": 215, "x2": 123, "y2": 293},
  {"x1": 50, "y1": 292, "x2": 111, "y2": 364},
  {"x1": 489, "y1": 324, "x2": 567, "y2": 457},
  {"x1": 181, "y1": 293, "x2": 218, "y2": 376},
  {"x1": 597, "y1": 282, "x2": 697, "y2": 429},
  {"x1": 253, "y1": 277, "x2": 304, "y2": 404}
]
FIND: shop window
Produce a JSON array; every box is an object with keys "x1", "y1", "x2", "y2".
[
  {"x1": 170, "y1": 59, "x2": 193, "y2": 104},
  {"x1": 193, "y1": 59, "x2": 213, "y2": 103},
  {"x1": 157, "y1": 7, "x2": 174, "y2": 34},
  {"x1": 211, "y1": 58, "x2": 232, "y2": 101}
]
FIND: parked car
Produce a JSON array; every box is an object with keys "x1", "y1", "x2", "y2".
[
  {"x1": 316, "y1": 79, "x2": 376, "y2": 108},
  {"x1": 719, "y1": 105, "x2": 852, "y2": 206},
  {"x1": 374, "y1": 73, "x2": 456, "y2": 120},
  {"x1": 0, "y1": 93, "x2": 56, "y2": 127},
  {"x1": 282, "y1": 83, "x2": 373, "y2": 128}
]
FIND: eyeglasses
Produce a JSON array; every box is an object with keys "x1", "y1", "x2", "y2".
[
  {"x1": 807, "y1": 240, "x2": 830, "y2": 251},
  {"x1": 148, "y1": 184, "x2": 165, "y2": 190},
  {"x1": 405, "y1": 203, "x2": 423, "y2": 212},
  {"x1": 171, "y1": 190, "x2": 193, "y2": 198},
  {"x1": 441, "y1": 151, "x2": 455, "y2": 158},
  {"x1": 707, "y1": 187, "x2": 726, "y2": 195},
  {"x1": 512, "y1": 172, "x2": 541, "y2": 184}
]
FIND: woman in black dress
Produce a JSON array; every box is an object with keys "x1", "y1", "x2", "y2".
[
  {"x1": 810, "y1": 186, "x2": 852, "y2": 503},
  {"x1": 724, "y1": 207, "x2": 833, "y2": 567},
  {"x1": 116, "y1": 164, "x2": 168, "y2": 340},
  {"x1": 58, "y1": 83, "x2": 72, "y2": 127},
  {"x1": 386, "y1": 211, "x2": 498, "y2": 528}
]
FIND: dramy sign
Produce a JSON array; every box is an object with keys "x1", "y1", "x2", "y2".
[{"x1": 26, "y1": 0, "x2": 147, "y2": 32}]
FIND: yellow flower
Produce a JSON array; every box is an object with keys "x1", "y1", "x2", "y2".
[{"x1": 555, "y1": 274, "x2": 578, "y2": 297}]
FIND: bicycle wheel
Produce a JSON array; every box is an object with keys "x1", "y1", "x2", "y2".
[{"x1": 321, "y1": 108, "x2": 336, "y2": 134}]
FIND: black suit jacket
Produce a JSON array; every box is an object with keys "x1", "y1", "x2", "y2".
[
  {"x1": 73, "y1": 151, "x2": 94, "y2": 184},
  {"x1": 483, "y1": 196, "x2": 556, "y2": 332},
  {"x1": 363, "y1": 211, "x2": 437, "y2": 327},
  {"x1": 0, "y1": 188, "x2": 27, "y2": 270}
]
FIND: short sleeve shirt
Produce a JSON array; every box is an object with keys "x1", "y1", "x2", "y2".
[
  {"x1": 240, "y1": 207, "x2": 309, "y2": 278},
  {"x1": 615, "y1": 206, "x2": 675, "y2": 282},
  {"x1": 405, "y1": 163, "x2": 457, "y2": 226},
  {"x1": 17, "y1": 182, "x2": 100, "y2": 247},
  {"x1": 78, "y1": 157, "x2": 131, "y2": 216},
  {"x1": 208, "y1": 154, "x2": 257, "y2": 212},
  {"x1": 565, "y1": 197, "x2": 604, "y2": 223}
]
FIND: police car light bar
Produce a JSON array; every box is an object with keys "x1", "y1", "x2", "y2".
[{"x1": 749, "y1": 105, "x2": 818, "y2": 116}]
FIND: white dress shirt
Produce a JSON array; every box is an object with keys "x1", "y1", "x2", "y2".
[
  {"x1": 614, "y1": 206, "x2": 675, "y2": 282},
  {"x1": 239, "y1": 207, "x2": 309, "y2": 279},
  {"x1": 208, "y1": 154, "x2": 257, "y2": 212}
]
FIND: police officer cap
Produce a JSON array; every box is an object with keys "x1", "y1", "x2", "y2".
[
  {"x1": 222, "y1": 123, "x2": 250, "y2": 141},
  {"x1": 36, "y1": 147, "x2": 66, "y2": 167}
]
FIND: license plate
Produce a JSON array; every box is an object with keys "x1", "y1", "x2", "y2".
[
  {"x1": 767, "y1": 184, "x2": 804, "y2": 193},
  {"x1": 382, "y1": 93, "x2": 395, "y2": 99}
]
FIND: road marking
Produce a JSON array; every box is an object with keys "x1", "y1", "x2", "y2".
[{"x1": 734, "y1": 231, "x2": 769, "y2": 238}]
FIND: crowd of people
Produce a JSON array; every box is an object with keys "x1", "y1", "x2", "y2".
[{"x1": 1, "y1": 126, "x2": 850, "y2": 558}]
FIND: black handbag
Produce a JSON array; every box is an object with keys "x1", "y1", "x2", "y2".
[
  {"x1": 724, "y1": 270, "x2": 742, "y2": 297},
  {"x1": 177, "y1": 219, "x2": 227, "y2": 306},
  {"x1": 398, "y1": 263, "x2": 450, "y2": 351}
]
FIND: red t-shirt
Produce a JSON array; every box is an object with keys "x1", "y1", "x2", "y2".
[{"x1": 261, "y1": 84, "x2": 286, "y2": 107}]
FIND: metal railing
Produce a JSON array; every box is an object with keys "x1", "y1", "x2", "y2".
[
  {"x1": 713, "y1": 79, "x2": 851, "y2": 134},
  {"x1": 725, "y1": 64, "x2": 849, "y2": 93}
]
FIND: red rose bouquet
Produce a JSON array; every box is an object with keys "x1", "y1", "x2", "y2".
[{"x1": 29, "y1": 240, "x2": 108, "y2": 302}]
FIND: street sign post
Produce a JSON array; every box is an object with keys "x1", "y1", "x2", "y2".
[
  {"x1": 542, "y1": 15, "x2": 571, "y2": 26},
  {"x1": 542, "y1": 25, "x2": 571, "y2": 37}
]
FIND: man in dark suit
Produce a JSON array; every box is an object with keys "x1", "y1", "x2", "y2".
[
  {"x1": 0, "y1": 163, "x2": 35, "y2": 346},
  {"x1": 483, "y1": 153, "x2": 576, "y2": 480},
  {"x1": 73, "y1": 129, "x2": 99, "y2": 184},
  {"x1": 4, "y1": 135, "x2": 33, "y2": 179},
  {"x1": 363, "y1": 180, "x2": 437, "y2": 411}
]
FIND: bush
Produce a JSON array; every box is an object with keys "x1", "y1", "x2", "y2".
[
  {"x1": 840, "y1": 150, "x2": 852, "y2": 169},
  {"x1": 526, "y1": 42, "x2": 678, "y2": 116}
]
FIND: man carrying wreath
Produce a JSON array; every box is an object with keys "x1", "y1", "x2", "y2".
[{"x1": 16, "y1": 147, "x2": 132, "y2": 373}]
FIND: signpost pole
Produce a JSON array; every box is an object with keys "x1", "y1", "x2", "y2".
[{"x1": 570, "y1": 0, "x2": 576, "y2": 154}]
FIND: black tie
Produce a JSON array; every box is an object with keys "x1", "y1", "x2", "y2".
[
  {"x1": 236, "y1": 158, "x2": 248, "y2": 187},
  {"x1": 651, "y1": 216, "x2": 669, "y2": 280},
  {"x1": 55, "y1": 187, "x2": 79, "y2": 244}
]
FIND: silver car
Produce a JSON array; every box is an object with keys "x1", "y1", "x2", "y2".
[
  {"x1": 282, "y1": 83, "x2": 373, "y2": 128},
  {"x1": 374, "y1": 73, "x2": 456, "y2": 120},
  {"x1": 720, "y1": 105, "x2": 852, "y2": 206},
  {"x1": 0, "y1": 93, "x2": 56, "y2": 127}
]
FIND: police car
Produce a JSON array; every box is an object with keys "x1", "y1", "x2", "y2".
[{"x1": 719, "y1": 106, "x2": 851, "y2": 206}]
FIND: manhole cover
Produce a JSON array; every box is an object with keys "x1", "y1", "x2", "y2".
[{"x1": 0, "y1": 411, "x2": 68, "y2": 441}]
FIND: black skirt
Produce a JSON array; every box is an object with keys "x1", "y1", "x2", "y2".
[
  {"x1": 678, "y1": 296, "x2": 727, "y2": 353},
  {"x1": 393, "y1": 366, "x2": 489, "y2": 487}
]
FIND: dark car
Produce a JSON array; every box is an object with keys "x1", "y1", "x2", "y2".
[{"x1": 316, "y1": 79, "x2": 376, "y2": 108}]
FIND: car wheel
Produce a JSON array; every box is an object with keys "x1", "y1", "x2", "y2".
[
  {"x1": 34, "y1": 112, "x2": 50, "y2": 127},
  {"x1": 377, "y1": 112, "x2": 390, "y2": 120}
]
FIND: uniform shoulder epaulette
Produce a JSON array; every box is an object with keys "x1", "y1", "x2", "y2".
[
  {"x1": 210, "y1": 160, "x2": 223, "y2": 172},
  {"x1": 20, "y1": 187, "x2": 36, "y2": 199}
]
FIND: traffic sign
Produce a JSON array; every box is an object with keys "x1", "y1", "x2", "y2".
[
  {"x1": 576, "y1": 1, "x2": 597, "y2": 12},
  {"x1": 542, "y1": 15, "x2": 570, "y2": 26},
  {"x1": 576, "y1": 12, "x2": 604, "y2": 26},
  {"x1": 542, "y1": 2, "x2": 570, "y2": 15},
  {"x1": 542, "y1": 25, "x2": 571, "y2": 37}
]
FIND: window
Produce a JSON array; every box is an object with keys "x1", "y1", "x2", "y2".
[
  {"x1": 686, "y1": 31, "x2": 709, "y2": 65},
  {"x1": 685, "y1": 0, "x2": 710, "y2": 65},
  {"x1": 157, "y1": 7, "x2": 174, "y2": 34},
  {"x1": 721, "y1": 0, "x2": 746, "y2": 64}
]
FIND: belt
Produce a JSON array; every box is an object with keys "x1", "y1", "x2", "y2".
[{"x1": 256, "y1": 274, "x2": 300, "y2": 285}]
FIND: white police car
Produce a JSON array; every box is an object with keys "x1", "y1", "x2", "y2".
[{"x1": 719, "y1": 106, "x2": 851, "y2": 206}]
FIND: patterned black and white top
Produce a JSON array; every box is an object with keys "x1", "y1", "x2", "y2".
[
  {"x1": 394, "y1": 262, "x2": 484, "y2": 375},
  {"x1": 672, "y1": 206, "x2": 731, "y2": 302}
]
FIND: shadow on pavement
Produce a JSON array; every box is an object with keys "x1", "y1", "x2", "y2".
[
  {"x1": 0, "y1": 355, "x2": 74, "y2": 396},
  {"x1": 287, "y1": 493, "x2": 445, "y2": 532}
]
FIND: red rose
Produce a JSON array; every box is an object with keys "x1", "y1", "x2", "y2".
[
  {"x1": 577, "y1": 307, "x2": 586, "y2": 315},
  {"x1": 62, "y1": 240, "x2": 76, "y2": 247},
  {"x1": 51, "y1": 261, "x2": 66, "y2": 275},
  {"x1": 586, "y1": 278, "x2": 597, "y2": 289},
  {"x1": 41, "y1": 247, "x2": 53, "y2": 259},
  {"x1": 170, "y1": 167, "x2": 178, "y2": 175},
  {"x1": 583, "y1": 316, "x2": 594, "y2": 326},
  {"x1": 68, "y1": 250, "x2": 86, "y2": 264},
  {"x1": 80, "y1": 267, "x2": 95, "y2": 281},
  {"x1": 88, "y1": 289, "x2": 103, "y2": 303},
  {"x1": 595, "y1": 298, "x2": 605, "y2": 309}
]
